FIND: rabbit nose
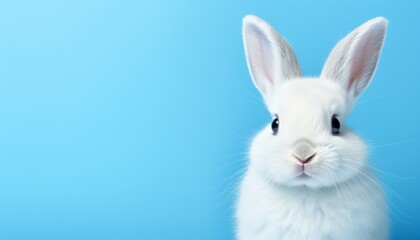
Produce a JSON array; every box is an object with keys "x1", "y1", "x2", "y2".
[
  {"x1": 294, "y1": 153, "x2": 316, "y2": 164},
  {"x1": 292, "y1": 141, "x2": 316, "y2": 164}
]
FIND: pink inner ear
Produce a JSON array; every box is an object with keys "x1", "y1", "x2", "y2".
[
  {"x1": 258, "y1": 35, "x2": 274, "y2": 85},
  {"x1": 348, "y1": 33, "x2": 375, "y2": 90}
]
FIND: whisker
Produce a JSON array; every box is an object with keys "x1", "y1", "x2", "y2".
[
  {"x1": 356, "y1": 93, "x2": 393, "y2": 106},
  {"x1": 370, "y1": 138, "x2": 419, "y2": 149},
  {"x1": 211, "y1": 167, "x2": 246, "y2": 212}
]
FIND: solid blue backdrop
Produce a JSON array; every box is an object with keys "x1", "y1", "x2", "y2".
[{"x1": 0, "y1": 0, "x2": 419, "y2": 239}]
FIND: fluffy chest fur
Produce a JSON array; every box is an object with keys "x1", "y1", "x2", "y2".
[{"x1": 236, "y1": 169, "x2": 388, "y2": 240}]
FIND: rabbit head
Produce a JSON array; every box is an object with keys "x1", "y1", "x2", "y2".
[{"x1": 243, "y1": 15, "x2": 388, "y2": 189}]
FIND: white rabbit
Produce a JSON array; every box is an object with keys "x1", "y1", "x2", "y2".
[{"x1": 236, "y1": 15, "x2": 389, "y2": 240}]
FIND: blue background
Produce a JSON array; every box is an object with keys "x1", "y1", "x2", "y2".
[{"x1": 1, "y1": 0, "x2": 419, "y2": 239}]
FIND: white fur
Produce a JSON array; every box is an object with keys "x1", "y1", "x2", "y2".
[{"x1": 236, "y1": 15, "x2": 389, "y2": 240}]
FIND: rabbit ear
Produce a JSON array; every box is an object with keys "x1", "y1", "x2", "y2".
[
  {"x1": 243, "y1": 15, "x2": 301, "y2": 103},
  {"x1": 321, "y1": 17, "x2": 388, "y2": 101}
]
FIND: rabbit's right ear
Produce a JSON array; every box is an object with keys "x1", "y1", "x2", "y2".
[{"x1": 243, "y1": 15, "x2": 301, "y2": 103}]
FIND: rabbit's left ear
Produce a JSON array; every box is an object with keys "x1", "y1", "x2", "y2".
[
  {"x1": 243, "y1": 15, "x2": 302, "y2": 104},
  {"x1": 321, "y1": 17, "x2": 388, "y2": 100}
]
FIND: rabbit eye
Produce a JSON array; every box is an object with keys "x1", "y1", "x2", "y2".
[
  {"x1": 331, "y1": 116, "x2": 340, "y2": 135},
  {"x1": 271, "y1": 117, "x2": 279, "y2": 135}
]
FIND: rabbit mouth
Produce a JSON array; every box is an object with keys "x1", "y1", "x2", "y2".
[
  {"x1": 297, "y1": 172, "x2": 311, "y2": 179},
  {"x1": 296, "y1": 164, "x2": 312, "y2": 178}
]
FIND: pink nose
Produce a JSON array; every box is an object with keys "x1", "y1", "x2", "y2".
[{"x1": 295, "y1": 153, "x2": 316, "y2": 164}]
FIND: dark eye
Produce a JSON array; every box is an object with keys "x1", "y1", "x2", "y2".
[
  {"x1": 331, "y1": 116, "x2": 340, "y2": 135},
  {"x1": 271, "y1": 117, "x2": 279, "y2": 135}
]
